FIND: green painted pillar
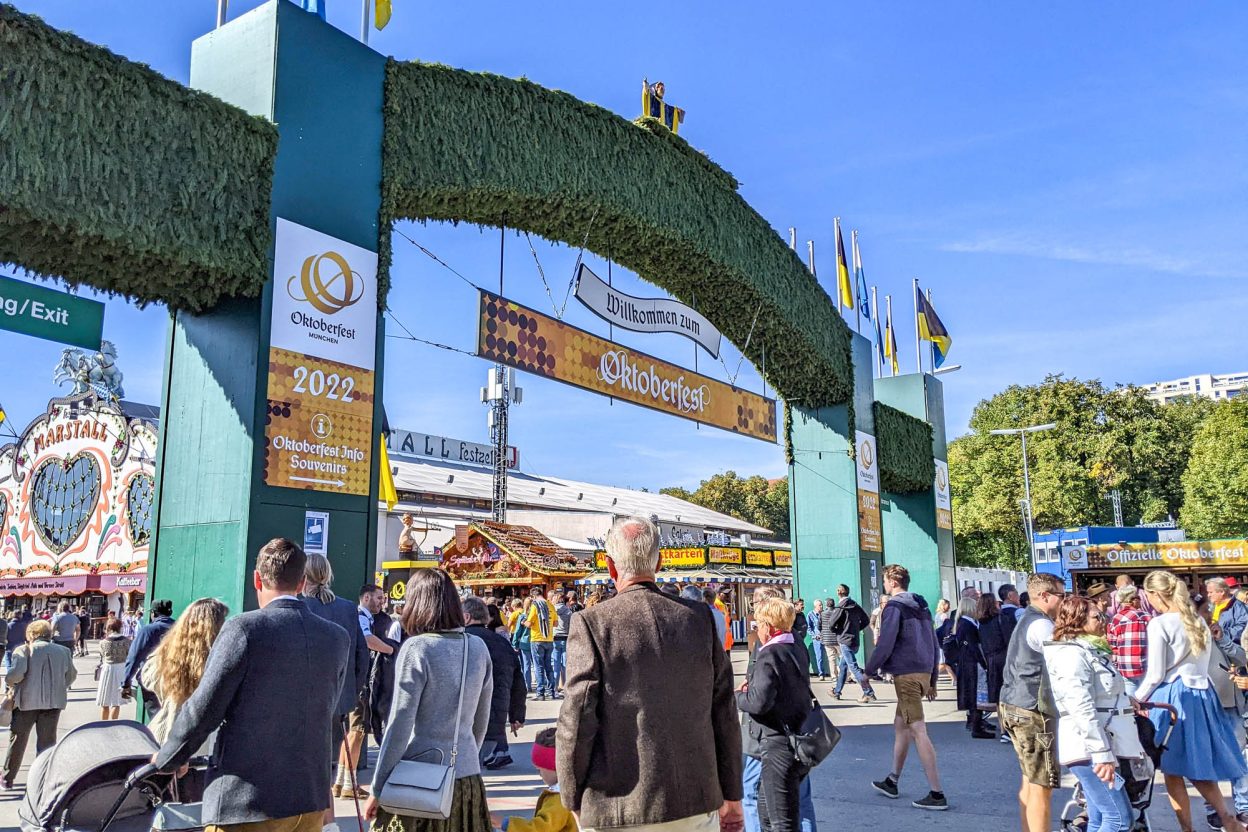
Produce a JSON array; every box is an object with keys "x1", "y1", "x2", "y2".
[
  {"x1": 789, "y1": 332, "x2": 881, "y2": 642},
  {"x1": 873, "y1": 373, "x2": 955, "y2": 607},
  {"x1": 149, "y1": 1, "x2": 386, "y2": 614}
]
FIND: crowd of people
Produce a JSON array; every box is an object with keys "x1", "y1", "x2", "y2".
[{"x1": 3, "y1": 523, "x2": 1248, "y2": 832}]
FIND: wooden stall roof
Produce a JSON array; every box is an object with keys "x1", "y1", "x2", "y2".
[{"x1": 441, "y1": 522, "x2": 591, "y2": 582}]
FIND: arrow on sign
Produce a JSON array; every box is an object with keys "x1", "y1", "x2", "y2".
[{"x1": 290, "y1": 476, "x2": 346, "y2": 487}]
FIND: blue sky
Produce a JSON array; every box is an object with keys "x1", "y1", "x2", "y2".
[{"x1": 3, "y1": 1, "x2": 1246, "y2": 490}]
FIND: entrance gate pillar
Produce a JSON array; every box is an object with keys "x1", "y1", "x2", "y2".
[
  {"x1": 873, "y1": 373, "x2": 955, "y2": 608},
  {"x1": 150, "y1": 2, "x2": 386, "y2": 613},
  {"x1": 789, "y1": 332, "x2": 884, "y2": 640}
]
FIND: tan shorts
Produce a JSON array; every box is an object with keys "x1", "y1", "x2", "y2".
[
  {"x1": 999, "y1": 703, "x2": 1059, "y2": 788},
  {"x1": 206, "y1": 811, "x2": 323, "y2": 832},
  {"x1": 893, "y1": 672, "x2": 931, "y2": 724},
  {"x1": 348, "y1": 701, "x2": 368, "y2": 734}
]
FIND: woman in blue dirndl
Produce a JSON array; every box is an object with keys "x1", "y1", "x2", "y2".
[{"x1": 1137, "y1": 570, "x2": 1247, "y2": 832}]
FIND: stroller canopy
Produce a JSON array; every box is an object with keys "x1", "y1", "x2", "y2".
[{"x1": 20, "y1": 720, "x2": 159, "y2": 831}]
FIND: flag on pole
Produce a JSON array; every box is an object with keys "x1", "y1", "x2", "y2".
[
  {"x1": 852, "y1": 232, "x2": 870, "y2": 321},
  {"x1": 378, "y1": 433, "x2": 398, "y2": 510},
  {"x1": 915, "y1": 285, "x2": 953, "y2": 368},
  {"x1": 834, "y1": 219, "x2": 853, "y2": 310},
  {"x1": 884, "y1": 305, "x2": 899, "y2": 376},
  {"x1": 376, "y1": 0, "x2": 392, "y2": 29},
  {"x1": 873, "y1": 299, "x2": 885, "y2": 369}
]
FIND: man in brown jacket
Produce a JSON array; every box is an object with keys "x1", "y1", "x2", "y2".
[{"x1": 557, "y1": 516, "x2": 744, "y2": 832}]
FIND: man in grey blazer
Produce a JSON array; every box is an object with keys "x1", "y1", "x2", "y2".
[
  {"x1": 154, "y1": 538, "x2": 350, "y2": 832},
  {"x1": 557, "y1": 516, "x2": 744, "y2": 832}
]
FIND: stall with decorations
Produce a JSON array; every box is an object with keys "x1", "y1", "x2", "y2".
[
  {"x1": 1067, "y1": 539, "x2": 1248, "y2": 592},
  {"x1": 0, "y1": 392, "x2": 156, "y2": 621},
  {"x1": 396, "y1": 521, "x2": 592, "y2": 602}
]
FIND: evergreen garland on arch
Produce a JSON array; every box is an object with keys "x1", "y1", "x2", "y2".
[
  {"x1": 873, "y1": 401, "x2": 935, "y2": 494},
  {"x1": 381, "y1": 60, "x2": 854, "y2": 407},
  {"x1": 0, "y1": 5, "x2": 277, "y2": 311}
]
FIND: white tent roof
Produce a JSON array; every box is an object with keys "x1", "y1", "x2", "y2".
[{"x1": 389, "y1": 454, "x2": 770, "y2": 536}]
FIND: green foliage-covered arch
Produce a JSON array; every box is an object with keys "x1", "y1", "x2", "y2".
[
  {"x1": 874, "y1": 401, "x2": 936, "y2": 494},
  {"x1": 380, "y1": 61, "x2": 854, "y2": 407}
]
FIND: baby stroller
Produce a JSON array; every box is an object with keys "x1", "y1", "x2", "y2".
[
  {"x1": 18, "y1": 720, "x2": 201, "y2": 832},
  {"x1": 1060, "y1": 702, "x2": 1177, "y2": 832}
]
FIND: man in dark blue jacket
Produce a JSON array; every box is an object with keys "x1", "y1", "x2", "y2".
[
  {"x1": 863, "y1": 565, "x2": 946, "y2": 811},
  {"x1": 121, "y1": 599, "x2": 175, "y2": 713},
  {"x1": 154, "y1": 538, "x2": 348, "y2": 830}
]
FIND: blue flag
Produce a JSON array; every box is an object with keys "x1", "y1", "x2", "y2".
[{"x1": 852, "y1": 233, "x2": 870, "y2": 321}]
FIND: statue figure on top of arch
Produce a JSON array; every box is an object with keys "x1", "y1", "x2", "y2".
[{"x1": 54, "y1": 340, "x2": 126, "y2": 401}]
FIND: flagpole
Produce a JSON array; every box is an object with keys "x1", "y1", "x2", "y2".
[
  {"x1": 913, "y1": 278, "x2": 922, "y2": 375},
  {"x1": 216, "y1": 0, "x2": 228, "y2": 27},
  {"x1": 833, "y1": 217, "x2": 843, "y2": 317},
  {"x1": 871, "y1": 287, "x2": 881, "y2": 378},
  {"x1": 789, "y1": 227, "x2": 797, "y2": 251},
  {"x1": 360, "y1": 0, "x2": 371, "y2": 43},
  {"x1": 807, "y1": 240, "x2": 816, "y2": 275},
  {"x1": 885, "y1": 294, "x2": 895, "y2": 377},
  {"x1": 927, "y1": 287, "x2": 937, "y2": 371},
  {"x1": 852, "y1": 230, "x2": 861, "y2": 333}
]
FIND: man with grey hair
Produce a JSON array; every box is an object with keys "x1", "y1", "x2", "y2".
[
  {"x1": 1209, "y1": 577, "x2": 1248, "y2": 645},
  {"x1": 558, "y1": 516, "x2": 744, "y2": 832},
  {"x1": 464, "y1": 595, "x2": 526, "y2": 769}
]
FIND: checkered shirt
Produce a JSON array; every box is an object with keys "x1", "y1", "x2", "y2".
[{"x1": 1107, "y1": 606, "x2": 1151, "y2": 679}]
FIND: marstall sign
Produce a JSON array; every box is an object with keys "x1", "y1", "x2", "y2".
[
  {"x1": 1087, "y1": 540, "x2": 1248, "y2": 570},
  {"x1": 574, "y1": 265, "x2": 722, "y2": 358},
  {"x1": 477, "y1": 292, "x2": 776, "y2": 442}
]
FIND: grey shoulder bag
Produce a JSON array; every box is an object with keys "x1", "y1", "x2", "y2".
[{"x1": 378, "y1": 634, "x2": 469, "y2": 819}]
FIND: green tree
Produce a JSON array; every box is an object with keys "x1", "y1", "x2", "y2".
[
  {"x1": 949, "y1": 375, "x2": 1213, "y2": 569},
  {"x1": 660, "y1": 471, "x2": 790, "y2": 541},
  {"x1": 1180, "y1": 399, "x2": 1248, "y2": 539}
]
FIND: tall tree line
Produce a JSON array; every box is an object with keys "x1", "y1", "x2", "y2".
[{"x1": 661, "y1": 471, "x2": 790, "y2": 541}]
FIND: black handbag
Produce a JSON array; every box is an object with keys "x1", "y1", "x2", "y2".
[{"x1": 784, "y1": 694, "x2": 841, "y2": 768}]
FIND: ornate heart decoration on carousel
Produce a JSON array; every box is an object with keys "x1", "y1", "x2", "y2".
[
  {"x1": 31, "y1": 452, "x2": 101, "y2": 557},
  {"x1": 126, "y1": 473, "x2": 154, "y2": 545}
]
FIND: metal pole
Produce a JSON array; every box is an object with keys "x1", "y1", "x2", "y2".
[
  {"x1": 1021, "y1": 430, "x2": 1035, "y2": 569},
  {"x1": 807, "y1": 240, "x2": 816, "y2": 275},
  {"x1": 789, "y1": 227, "x2": 797, "y2": 251},
  {"x1": 216, "y1": 0, "x2": 228, "y2": 28},
  {"x1": 852, "y1": 230, "x2": 861, "y2": 333},
  {"x1": 885, "y1": 294, "x2": 895, "y2": 377},
  {"x1": 927, "y1": 287, "x2": 936, "y2": 370},
  {"x1": 360, "y1": 0, "x2": 371, "y2": 44},
  {"x1": 912, "y1": 278, "x2": 922, "y2": 375},
  {"x1": 871, "y1": 287, "x2": 881, "y2": 378}
]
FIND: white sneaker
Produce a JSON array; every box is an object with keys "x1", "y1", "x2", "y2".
[{"x1": 324, "y1": 823, "x2": 341, "y2": 832}]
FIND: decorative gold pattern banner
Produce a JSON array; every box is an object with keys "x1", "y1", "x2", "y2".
[
  {"x1": 263, "y1": 347, "x2": 374, "y2": 496},
  {"x1": 476, "y1": 292, "x2": 777, "y2": 442}
]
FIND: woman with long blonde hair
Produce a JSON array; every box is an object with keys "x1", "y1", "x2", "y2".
[
  {"x1": 141, "y1": 598, "x2": 229, "y2": 743},
  {"x1": 1138, "y1": 571, "x2": 1246, "y2": 832}
]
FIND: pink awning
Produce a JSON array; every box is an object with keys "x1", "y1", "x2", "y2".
[{"x1": 0, "y1": 572, "x2": 147, "y2": 597}]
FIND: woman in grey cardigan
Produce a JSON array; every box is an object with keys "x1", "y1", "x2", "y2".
[{"x1": 364, "y1": 569, "x2": 493, "y2": 832}]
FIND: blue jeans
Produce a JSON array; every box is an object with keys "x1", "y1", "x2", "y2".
[
  {"x1": 808, "y1": 640, "x2": 826, "y2": 677},
  {"x1": 552, "y1": 638, "x2": 568, "y2": 688},
  {"x1": 516, "y1": 645, "x2": 533, "y2": 691},
  {"x1": 833, "y1": 645, "x2": 872, "y2": 696},
  {"x1": 531, "y1": 641, "x2": 556, "y2": 696},
  {"x1": 1070, "y1": 763, "x2": 1132, "y2": 832},
  {"x1": 743, "y1": 755, "x2": 816, "y2": 832}
]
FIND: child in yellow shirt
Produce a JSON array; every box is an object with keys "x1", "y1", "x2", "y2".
[{"x1": 501, "y1": 728, "x2": 577, "y2": 832}]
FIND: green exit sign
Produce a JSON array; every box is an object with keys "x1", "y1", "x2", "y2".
[{"x1": 0, "y1": 275, "x2": 104, "y2": 350}]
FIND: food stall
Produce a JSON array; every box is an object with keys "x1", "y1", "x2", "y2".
[
  {"x1": 426, "y1": 521, "x2": 592, "y2": 602},
  {"x1": 1066, "y1": 539, "x2": 1248, "y2": 593}
]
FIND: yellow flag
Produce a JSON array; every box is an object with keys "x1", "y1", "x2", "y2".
[
  {"x1": 378, "y1": 433, "x2": 398, "y2": 510},
  {"x1": 375, "y1": 0, "x2": 391, "y2": 30},
  {"x1": 834, "y1": 219, "x2": 853, "y2": 310}
]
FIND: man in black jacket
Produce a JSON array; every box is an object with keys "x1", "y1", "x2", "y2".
[
  {"x1": 464, "y1": 596, "x2": 526, "y2": 769},
  {"x1": 153, "y1": 539, "x2": 349, "y2": 831},
  {"x1": 826, "y1": 585, "x2": 877, "y2": 704}
]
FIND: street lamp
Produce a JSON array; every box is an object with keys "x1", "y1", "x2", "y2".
[{"x1": 989, "y1": 423, "x2": 1057, "y2": 570}]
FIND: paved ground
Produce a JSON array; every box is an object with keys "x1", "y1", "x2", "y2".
[{"x1": 0, "y1": 647, "x2": 1217, "y2": 831}]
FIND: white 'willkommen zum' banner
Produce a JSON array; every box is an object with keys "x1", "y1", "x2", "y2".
[{"x1": 574, "y1": 264, "x2": 723, "y2": 358}]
